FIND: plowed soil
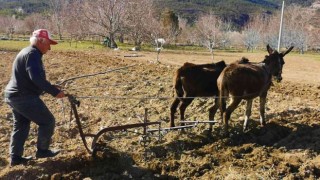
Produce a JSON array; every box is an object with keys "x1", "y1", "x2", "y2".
[{"x1": 0, "y1": 48, "x2": 319, "y2": 179}]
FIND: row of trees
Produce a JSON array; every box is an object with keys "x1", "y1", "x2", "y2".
[
  {"x1": 242, "y1": 5, "x2": 319, "y2": 54},
  {"x1": 0, "y1": 0, "x2": 319, "y2": 56}
]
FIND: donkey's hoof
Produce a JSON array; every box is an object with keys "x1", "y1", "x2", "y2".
[
  {"x1": 260, "y1": 121, "x2": 266, "y2": 127},
  {"x1": 202, "y1": 129, "x2": 212, "y2": 136},
  {"x1": 243, "y1": 126, "x2": 249, "y2": 133},
  {"x1": 224, "y1": 131, "x2": 230, "y2": 138}
]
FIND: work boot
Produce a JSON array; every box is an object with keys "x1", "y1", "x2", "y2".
[
  {"x1": 10, "y1": 155, "x2": 33, "y2": 166},
  {"x1": 36, "y1": 149, "x2": 60, "y2": 158}
]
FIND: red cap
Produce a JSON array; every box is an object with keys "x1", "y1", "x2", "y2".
[{"x1": 32, "y1": 29, "x2": 58, "y2": 45}]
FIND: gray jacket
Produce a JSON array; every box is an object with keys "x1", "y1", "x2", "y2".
[{"x1": 4, "y1": 46, "x2": 60, "y2": 98}]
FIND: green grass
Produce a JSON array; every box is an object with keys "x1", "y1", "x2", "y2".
[
  {"x1": 0, "y1": 39, "x2": 208, "y2": 52},
  {"x1": 0, "y1": 40, "x2": 108, "y2": 52},
  {"x1": 1, "y1": 40, "x2": 320, "y2": 62},
  {"x1": 0, "y1": 39, "x2": 163, "y2": 52},
  {"x1": 0, "y1": 40, "x2": 30, "y2": 51},
  {"x1": 53, "y1": 40, "x2": 106, "y2": 51}
]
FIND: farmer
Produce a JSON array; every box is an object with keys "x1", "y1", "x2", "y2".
[{"x1": 4, "y1": 29, "x2": 65, "y2": 166}]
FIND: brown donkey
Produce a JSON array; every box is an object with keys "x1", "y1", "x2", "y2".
[
  {"x1": 217, "y1": 45, "x2": 294, "y2": 136},
  {"x1": 170, "y1": 61, "x2": 227, "y2": 131}
]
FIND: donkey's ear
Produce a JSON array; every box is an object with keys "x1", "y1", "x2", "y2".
[
  {"x1": 282, "y1": 46, "x2": 294, "y2": 56},
  {"x1": 267, "y1": 44, "x2": 273, "y2": 54}
]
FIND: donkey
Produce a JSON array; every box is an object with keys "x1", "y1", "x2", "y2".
[
  {"x1": 217, "y1": 45, "x2": 294, "y2": 136},
  {"x1": 170, "y1": 60, "x2": 227, "y2": 131}
]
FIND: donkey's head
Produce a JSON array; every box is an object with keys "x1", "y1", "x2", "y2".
[{"x1": 264, "y1": 44, "x2": 294, "y2": 82}]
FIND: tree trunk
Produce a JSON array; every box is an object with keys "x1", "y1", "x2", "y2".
[
  {"x1": 119, "y1": 34, "x2": 124, "y2": 43},
  {"x1": 109, "y1": 33, "x2": 118, "y2": 48},
  {"x1": 210, "y1": 48, "x2": 214, "y2": 61}
]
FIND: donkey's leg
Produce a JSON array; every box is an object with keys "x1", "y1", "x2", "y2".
[
  {"x1": 224, "y1": 97, "x2": 242, "y2": 136},
  {"x1": 170, "y1": 98, "x2": 180, "y2": 127},
  {"x1": 208, "y1": 98, "x2": 219, "y2": 131},
  {"x1": 259, "y1": 96, "x2": 267, "y2": 126},
  {"x1": 219, "y1": 92, "x2": 228, "y2": 124},
  {"x1": 179, "y1": 97, "x2": 194, "y2": 127},
  {"x1": 243, "y1": 99, "x2": 253, "y2": 131}
]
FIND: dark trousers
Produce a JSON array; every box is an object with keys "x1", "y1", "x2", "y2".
[{"x1": 5, "y1": 96, "x2": 55, "y2": 157}]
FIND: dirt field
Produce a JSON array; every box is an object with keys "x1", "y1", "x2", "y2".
[{"x1": 0, "y1": 47, "x2": 319, "y2": 179}]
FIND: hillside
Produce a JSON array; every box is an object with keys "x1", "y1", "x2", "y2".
[
  {"x1": 155, "y1": 0, "x2": 277, "y2": 26},
  {"x1": 0, "y1": 0, "x2": 317, "y2": 27},
  {"x1": 0, "y1": 0, "x2": 48, "y2": 18},
  {"x1": 154, "y1": 0, "x2": 316, "y2": 27}
]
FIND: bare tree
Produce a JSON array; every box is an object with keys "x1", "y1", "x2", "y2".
[
  {"x1": 160, "y1": 9, "x2": 180, "y2": 44},
  {"x1": 262, "y1": 16, "x2": 279, "y2": 49},
  {"x1": 23, "y1": 13, "x2": 44, "y2": 33},
  {"x1": 227, "y1": 31, "x2": 243, "y2": 48},
  {"x1": 195, "y1": 12, "x2": 223, "y2": 61},
  {"x1": 64, "y1": 1, "x2": 91, "y2": 47},
  {"x1": 12, "y1": 19, "x2": 25, "y2": 36},
  {"x1": 149, "y1": 17, "x2": 163, "y2": 44},
  {"x1": 0, "y1": 16, "x2": 19, "y2": 39},
  {"x1": 219, "y1": 20, "x2": 233, "y2": 49},
  {"x1": 81, "y1": 0, "x2": 128, "y2": 48},
  {"x1": 309, "y1": 28, "x2": 320, "y2": 51},
  {"x1": 48, "y1": 0, "x2": 69, "y2": 40},
  {"x1": 176, "y1": 17, "x2": 190, "y2": 44},
  {"x1": 242, "y1": 15, "x2": 264, "y2": 52},
  {"x1": 123, "y1": 0, "x2": 156, "y2": 50},
  {"x1": 243, "y1": 29, "x2": 260, "y2": 52},
  {"x1": 282, "y1": 5, "x2": 313, "y2": 54},
  {"x1": 263, "y1": 5, "x2": 313, "y2": 53}
]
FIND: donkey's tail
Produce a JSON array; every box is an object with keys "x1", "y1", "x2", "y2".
[
  {"x1": 218, "y1": 77, "x2": 228, "y2": 116},
  {"x1": 173, "y1": 70, "x2": 184, "y2": 98}
]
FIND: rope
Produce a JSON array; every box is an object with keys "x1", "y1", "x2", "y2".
[
  {"x1": 62, "y1": 76, "x2": 172, "y2": 91},
  {"x1": 69, "y1": 94, "x2": 267, "y2": 100},
  {"x1": 74, "y1": 95, "x2": 220, "y2": 100},
  {"x1": 56, "y1": 64, "x2": 137, "y2": 86}
]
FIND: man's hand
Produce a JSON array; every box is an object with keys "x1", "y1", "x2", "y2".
[{"x1": 55, "y1": 91, "x2": 65, "y2": 98}]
